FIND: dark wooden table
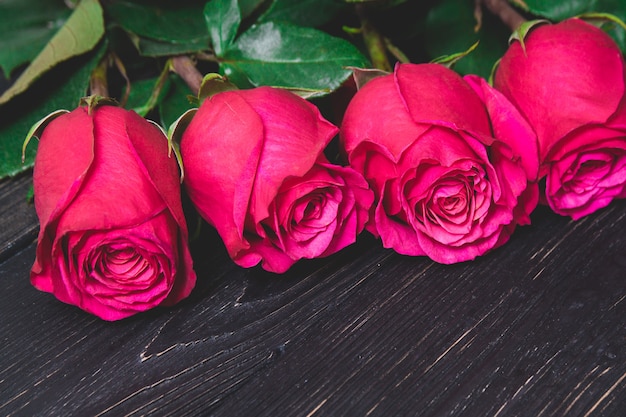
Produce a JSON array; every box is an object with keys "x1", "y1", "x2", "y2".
[{"x1": 1, "y1": 171, "x2": 625, "y2": 416}]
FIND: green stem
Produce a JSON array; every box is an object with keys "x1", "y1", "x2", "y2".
[
  {"x1": 356, "y1": 4, "x2": 392, "y2": 72},
  {"x1": 89, "y1": 55, "x2": 109, "y2": 98}
]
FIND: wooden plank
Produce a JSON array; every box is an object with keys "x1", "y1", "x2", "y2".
[
  {"x1": 0, "y1": 173, "x2": 38, "y2": 262},
  {"x1": 0, "y1": 194, "x2": 625, "y2": 416}
]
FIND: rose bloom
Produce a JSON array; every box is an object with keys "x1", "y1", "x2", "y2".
[
  {"x1": 181, "y1": 87, "x2": 373, "y2": 273},
  {"x1": 31, "y1": 105, "x2": 196, "y2": 320},
  {"x1": 494, "y1": 18, "x2": 626, "y2": 219},
  {"x1": 341, "y1": 63, "x2": 538, "y2": 263}
]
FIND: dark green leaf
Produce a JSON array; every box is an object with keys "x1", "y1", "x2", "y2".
[
  {"x1": 126, "y1": 76, "x2": 172, "y2": 117},
  {"x1": 105, "y1": 0, "x2": 209, "y2": 45},
  {"x1": 133, "y1": 36, "x2": 209, "y2": 57},
  {"x1": 204, "y1": 0, "x2": 241, "y2": 55},
  {"x1": 220, "y1": 21, "x2": 369, "y2": 92},
  {"x1": 159, "y1": 74, "x2": 197, "y2": 129},
  {"x1": 0, "y1": 0, "x2": 71, "y2": 78},
  {"x1": 0, "y1": 44, "x2": 106, "y2": 179},
  {"x1": 421, "y1": 0, "x2": 510, "y2": 78},
  {"x1": 523, "y1": 0, "x2": 626, "y2": 52},
  {"x1": 522, "y1": 0, "x2": 591, "y2": 20},
  {"x1": 259, "y1": 0, "x2": 347, "y2": 28},
  {"x1": 0, "y1": 0, "x2": 104, "y2": 105}
]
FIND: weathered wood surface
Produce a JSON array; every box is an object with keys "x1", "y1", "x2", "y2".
[
  {"x1": 0, "y1": 173, "x2": 38, "y2": 263},
  {"x1": 1, "y1": 174, "x2": 625, "y2": 417}
]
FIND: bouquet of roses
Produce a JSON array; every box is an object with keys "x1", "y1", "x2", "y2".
[{"x1": 3, "y1": 0, "x2": 625, "y2": 320}]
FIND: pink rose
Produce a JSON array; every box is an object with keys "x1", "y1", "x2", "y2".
[
  {"x1": 494, "y1": 18, "x2": 626, "y2": 219},
  {"x1": 181, "y1": 87, "x2": 373, "y2": 273},
  {"x1": 340, "y1": 63, "x2": 538, "y2": 263},
  {"x1": 31, "y1": 105, "x2": 196, "y2": 320}
]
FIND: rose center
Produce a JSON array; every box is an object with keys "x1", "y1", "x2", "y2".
[{"x1": 564, "y1": 152, "x2": 614, "y2": 192}]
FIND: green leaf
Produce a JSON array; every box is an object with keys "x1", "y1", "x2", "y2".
[
  {"x1": 0, "y1": 0, "x2": 71, "y2": 78},
  {"x1": 0, "y1": 44, "x2": 106, "y2": 179},
  {"x1": 420, "y1": 0, "x2": 510, "y2": 78},
  {"x1": 133, "y1": 36, "x2": 209, "y2": 57},
  {"x1": 204, "y1": 0, "x2": 241, "y2": 56},
  {"x1": 220, "y1": 21, "x2": 369, "y2": 92},
  {"x1": 0, "y1": 0, "x2": 104, "y2": 105},
  {"x1": 258, "y1": 0, "x2": 347, "y2": 28},
  {"x1": 523, "y1": 0, "x2": 626, "y2": 52},
  {"x1": 159, "y1": 74, "x2": 198, "y2": 129},
  {"x1": 126, "y1": 77, "x2": 172, "y2": 117},
  {"x1": 105, "y1": 0, "x2": 209, "y2": 45}
]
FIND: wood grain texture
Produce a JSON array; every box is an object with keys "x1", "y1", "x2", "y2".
[
  {"x1": 0, "y1": 173, "x2": 625, "y2": 416},
  {"x1": 0, "y1": 173, "x2": 38, "y2": 262}
]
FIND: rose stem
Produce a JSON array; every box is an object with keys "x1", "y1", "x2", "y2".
[
  {"x1": 89, "y1": 55, "x2": 110, "y2": 98},
  {"x1": 171, "y1": 55, "x2": 203, "y2": 97},
  {"x1": 355, "y1": 4, "x2": 392, "y2": 72},
  {"x1": 479, "y1": 0, "x2": 527, "y2": 32}
]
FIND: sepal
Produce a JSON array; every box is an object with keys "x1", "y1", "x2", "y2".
[
  {"x1": 576, "y1": 13, "x2": 626, "y2": 33},
  {"x1": 22, "y1": 109, "x2": 70, "y2": 162},
  {"x1": 275, "y1": 87, "x2": 330, "y2": 99},
  {"x1": 431, "y1": 41, "x2": 479, "y2": 69},
  {"x1": 509, "y1": 19, "x2": 550, "y2": 52},
  {"x1": 79, "y1": 95, "x2": 119, "y2": 115},
  {"x1": 167, "y1": 108, "x2": 198, "y2": 182},
  {"x1": 198, "y1": 73, "x2": 238, "y2": 103},
  {"x1": 349, "y1": 66, "x2": 390, "y2": 90}
]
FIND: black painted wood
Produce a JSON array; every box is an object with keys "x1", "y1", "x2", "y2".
[
  {"x1": 0, "y1": 174, "x2": 625, "y2": 417},
  {"x1": 0, "y1": 173, "x2": 38, "y2": 262}
]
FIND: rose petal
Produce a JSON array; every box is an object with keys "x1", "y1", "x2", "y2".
[
  {"x1": 495, "y1": 19, "x2": 625, "y2": 160},
  {"x1": 396, "y1": 63, "x2": 492, "y2": 136}
]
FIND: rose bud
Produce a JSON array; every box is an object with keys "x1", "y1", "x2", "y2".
[
  {"x1": 31, "y1": 104, "x2": 196, "y2": 320},
  {"x1": 181, "y1": 86, "x2": 373, "y2": 273},
  {"x1": 341, "y1": 63, "x2": 538, "y2": 264},
  {"x1": 494, "y1": 18, "x2": 626, "y2": 219}
]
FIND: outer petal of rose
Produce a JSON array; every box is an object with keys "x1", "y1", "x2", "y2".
[
  {"x1": 241, "y1": 87, "x2": 338, "y2": 224},
  {"x1": 348, "y1": 139, "x2": 398, "y2": 195},
  {"x1": 182, "y1": 91, "x2": 265, "y2": 259},
  {"x1": 375, "y1": 181, "x2": 426, "y2": 256},
  {"x1": 416, "y1": 222, "x2": 505, "y2": 264},
  {"x1": 56, "y1": 107, "x2": 167, "y2": 232},
  {"x1": 465, "y1": 74, "x2": 539, "y2": 181},
  {"x1": 123, "y1": 108, "x2": 196, "y2": 300},
  {"x1": 398, "y1": 126, "x2": 484, "y2": 172},
  {"x1": 341, "y1": 74, "x2": 426, "y2": 159},
  {"x1": 546, "y1": 125, "x2": 626, "y2": 162},
  {"x1": 32, "y1": 108, "x2": 95, "y2": 293},
  {"x1": 495, "y1": 19, "x2": 625, "y2": 160},
  {"x1": 237, "y1": 238, "x2": 297, "y2": 274},
  {"x1": 607, "y1": 93, "x2": 626, "y2": 128},
  {"x1": 395, "y1": 63, "x2": 492, "y2": 136}
]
